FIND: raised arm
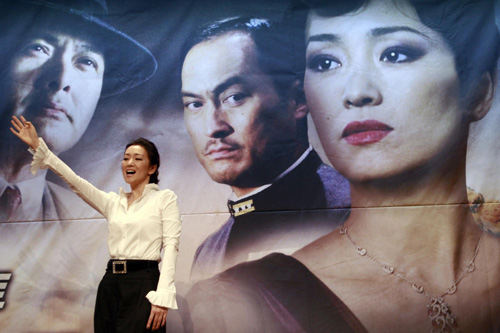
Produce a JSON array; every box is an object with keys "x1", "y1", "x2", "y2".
[{"x1": 10, "y1": 115, "x2": 112, "y2": 216}]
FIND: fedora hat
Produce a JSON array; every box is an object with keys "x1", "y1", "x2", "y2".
[{"x1": 7, "y1": 0, "x2": 158, "y2": 97}]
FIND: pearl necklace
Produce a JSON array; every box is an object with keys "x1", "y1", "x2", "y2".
[{"x1": 339, "y1": 225, "x2": 483, "y2": 333}]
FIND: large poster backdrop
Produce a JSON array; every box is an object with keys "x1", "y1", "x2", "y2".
[{"x1": 1, "y1": 0, "x2": 500, "y2": 332}]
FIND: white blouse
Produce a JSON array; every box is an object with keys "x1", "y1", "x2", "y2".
[{"x1": 30, "y1": 138, "x2": 181, "y2": 309}]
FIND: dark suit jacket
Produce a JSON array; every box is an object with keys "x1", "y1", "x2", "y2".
[{"x1": 191, "y1": 150, "x2": 350, "y2": 280}]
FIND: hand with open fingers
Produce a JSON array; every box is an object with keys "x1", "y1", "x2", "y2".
[
  {"x1": 147, "y1": 304, "x2": 168, "y2": 331},
  {"x1": 10, "y1": 115, "x2": 40, "y2": 150}
]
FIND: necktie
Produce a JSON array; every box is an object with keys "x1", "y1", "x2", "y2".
[{"x1": 0, "y1": 186, "x2": 22, "y2": 221}]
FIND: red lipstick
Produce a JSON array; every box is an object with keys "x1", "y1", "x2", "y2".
[{"x1": 342, "y1": 120, "x2": 393, "y2": 146}]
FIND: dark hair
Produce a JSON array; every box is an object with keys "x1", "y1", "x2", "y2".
[
  {"x1": 182, "y1": 16, "x2": 305, "y2": 98},
  {"x1": 293, "y1": 0, "x2": 500, "y2": 96},
  {"x1": 125, "y1": 138, "x2": 160, "y2": 184}
]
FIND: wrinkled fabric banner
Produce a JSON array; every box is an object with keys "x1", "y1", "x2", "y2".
[{"x1": 0, "y1": 0, "x2": 499, "y2": 332}]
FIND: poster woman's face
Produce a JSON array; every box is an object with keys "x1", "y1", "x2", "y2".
[{"x1": 304, "y1": 0, "x2": 469, "y2": 183}]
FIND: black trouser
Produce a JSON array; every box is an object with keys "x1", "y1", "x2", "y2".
[{"x1": 94, "y1": 264, "x2": 166, "y2": 333}]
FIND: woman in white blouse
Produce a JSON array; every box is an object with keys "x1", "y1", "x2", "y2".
[{"x1": 10, "y1": 115, "x2": 181, "y2": 332}]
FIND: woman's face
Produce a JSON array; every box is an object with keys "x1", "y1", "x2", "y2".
[
  {"x1": 122, "y1": 145, "x2": 156, "y2": 188},
  {"x1": 304, "y1": 0, "x2": 470, "y2": 183}
]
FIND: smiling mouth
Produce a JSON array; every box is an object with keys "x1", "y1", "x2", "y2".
[
  {"x1": 126, "y1": 170, "x2": 136, "y2": 175},
  {"x1": 342, "y1": 120, "x2": 394, "y2": 146}
]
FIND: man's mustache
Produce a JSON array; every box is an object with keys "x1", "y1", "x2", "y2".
[{"x1": 203, "y1": 139, "x2": 241, "y2": 155}]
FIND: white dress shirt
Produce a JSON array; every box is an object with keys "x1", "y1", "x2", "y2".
[{"x1": 30, "y1": 138, "x2": 181, "y2": 309}]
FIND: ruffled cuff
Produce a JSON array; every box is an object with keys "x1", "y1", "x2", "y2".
[
  {"x1": 29, "y1": 138, "x2": 50, "y2": 175},
  {"x1": 146, "y1": 290, "x2": 178, "y2": 309}
]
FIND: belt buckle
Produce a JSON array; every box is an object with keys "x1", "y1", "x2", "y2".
[{"x1": 112, "y1": 261, "x2": 127, "y2": 274}]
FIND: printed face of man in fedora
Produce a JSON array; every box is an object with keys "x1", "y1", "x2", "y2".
[
  {"x1": 1, "y1": 0, "x2": 157, "y2": 156},
  {"x1": 8, "y1": 27, "x2": 105, "y2": 154},
  {"x1": 0, "y1": 0, "x2": 156, "y2": 221}
]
